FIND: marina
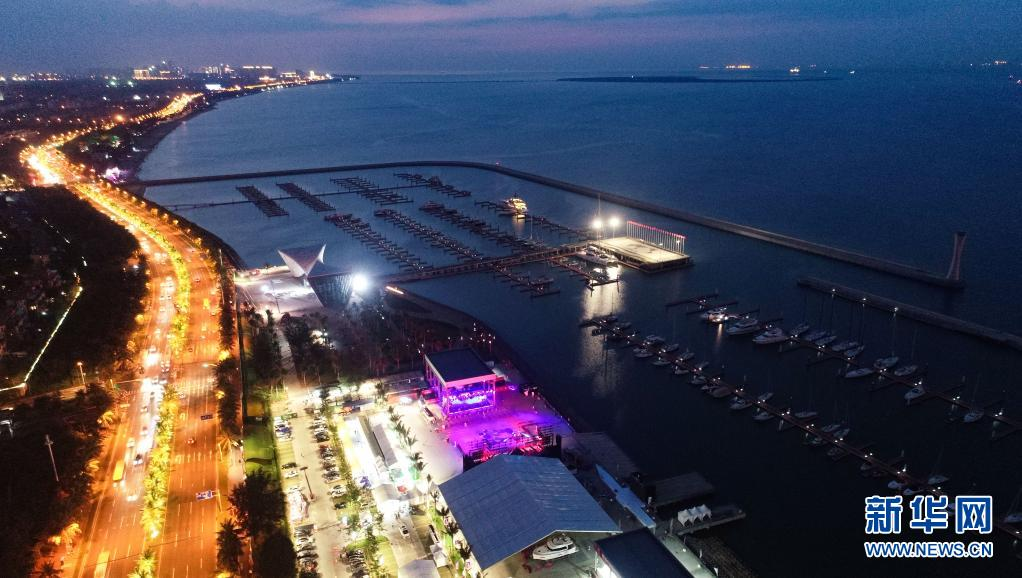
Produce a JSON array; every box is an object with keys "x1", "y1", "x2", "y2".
[
  {"x1": 579, "y1": 313, "x2": 1022, "y2": 541},
  {"x1": 133, "y1": 160, "x2": 965, "y2": 288}
]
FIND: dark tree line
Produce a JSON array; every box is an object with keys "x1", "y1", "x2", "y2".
[
  {"x1": 0, "y1": 384, "x2": 114, "y2": 575},
  {"x1": 216, "y1": 356, "x2": 242, "y2": 438},
  {"x1": 19, "y1": 187, "x2": 147, "y2": 388},
  {"x1": 225, "y1": 470, "x2": 295, "y2": 577}
]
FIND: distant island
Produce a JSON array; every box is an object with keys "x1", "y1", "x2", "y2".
[{"x1": 557, "y1": 75, "x2": 838, "y2": 83}]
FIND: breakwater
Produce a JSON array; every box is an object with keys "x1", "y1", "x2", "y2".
[
  {"x1": 130, "y1": 161, "x2": 962, "y2": 288},
  {"x1": 798, "y1": 277, "x2": 1022, "y2": 352}
]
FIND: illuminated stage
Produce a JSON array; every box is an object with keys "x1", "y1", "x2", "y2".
[{"x1": 426, "y1": 384, "x2": 572, "y2": 464}]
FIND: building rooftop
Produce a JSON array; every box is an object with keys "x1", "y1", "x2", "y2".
[
  {"x1": 596, "y1": 529, "x2": 695, "y2": 578},
  {"x1": 438, "y1": 454, "x2": 619, "y2": 570},
  {"x1": 425, "y1": 348, "x2": 494, "y2": 384},
  {"x1": 278, "y1": 244, "x2": 325, "y2": 277}
]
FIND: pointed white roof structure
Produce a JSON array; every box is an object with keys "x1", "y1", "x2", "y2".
[{"x1": 278, "y1": 244, "x2": 325, "y2": 277}]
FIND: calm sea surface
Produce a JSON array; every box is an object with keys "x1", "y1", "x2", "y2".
[{"x1": 141, "y1": 71, "x2": 1022, "y2": 576}]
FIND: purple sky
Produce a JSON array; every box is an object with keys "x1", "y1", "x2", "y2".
[{"x1": 3, "y1": 0, "x2": 1020, "y2": 73}]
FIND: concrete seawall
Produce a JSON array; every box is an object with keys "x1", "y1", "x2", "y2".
[
  {"x1": 798, "y1": 277, "x2": 1022, "y2": 352},
  {"x1": 131, "y1": 160, "x2": 962, "y2": 289}
]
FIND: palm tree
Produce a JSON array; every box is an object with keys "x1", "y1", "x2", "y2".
[
  {"x1": 38, "y1": 561, "x2": 61, "y2": 577},
  {"x1": 216, "y1": 519, "x2": 244, "y2": 574},
  {"x1": 133, "y1": 548, "x2": 157, "y2": 578}
]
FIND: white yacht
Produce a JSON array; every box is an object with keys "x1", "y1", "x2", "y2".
[
  {"x1": 726, "y1": 317, "x2": 760, "y2": 336},
  {"x1": 701, "y1": 307, "x2": 727, "y2": 321},
  {"x1": 873, "y1": 356, "x2": 900, "y2": 371},
  {"x1": 753, "y1": 327, "x2": 788, "y2": 344},
  {"x1": 532, "y1": 535, "x2": 577, "y2": 561}
]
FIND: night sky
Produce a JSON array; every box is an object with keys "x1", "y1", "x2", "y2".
[{"x1": 4, "y1": 0, "x2": 1021, "y2": 72}]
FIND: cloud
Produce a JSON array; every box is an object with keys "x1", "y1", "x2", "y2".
[{"x1": 328, "y1": 0, "x2": 656, "y2": 25}]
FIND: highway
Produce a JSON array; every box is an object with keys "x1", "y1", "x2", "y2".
[{"x1": 23, "y1": 94, "x2": 233, "y2": 578}]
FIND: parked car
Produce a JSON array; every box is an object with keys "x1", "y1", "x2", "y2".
[
  {"x1": 285, "y1": 469, "x2": 299, "y2": 479},
  {"x1": 399, "y1": 525, "x2": 410, "y2": 538},
  {"x1": 282, "y1": 461, "x2": 298, "y2": 469}
]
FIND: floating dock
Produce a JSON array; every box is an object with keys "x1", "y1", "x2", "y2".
[
  {"x1": 395, "y1": 173, "x2": 471, "y2": 197},
  {"x1": 276, "y1": 182, "x2": 334, "y2": 212},
  {"x1": 332, "y1": 176, "x2": 413, "y2": 205},
  {"x1": 323, "y1": 212, "x2": 430, "y2": 271},
  {"x1": 235, "y1": 185, "x2": 288, "y2": 217}
]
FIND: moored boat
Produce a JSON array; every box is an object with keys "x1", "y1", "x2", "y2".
[
  {"x1": 845, "y1": 367, "x2": 875, "y2": 379},
  {"x1": 873, "y1": 356, "x2": 900, "y2": 371},
  {"x1": 789, "y1": 323, "x2": 810, "y2": 337},
  {"x1": 726, "y1": 317, "x2": 760, "y2": 336},
  {"x1": 753, "y1": 327, "x2": 788, "y2": 344}
]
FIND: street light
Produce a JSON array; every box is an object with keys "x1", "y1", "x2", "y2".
[
  {"x1": 591, "y1": 218, "x2": 604, "y2": 240},
  {"x1": 608, "y1": 216, "x2": 621, "y2": 238},
  {"x1": 300, "y1": 466, "x2": 315, "y2": 499},
  {"x1": 76, "y1": 361, "x2": 86, "y2": 387}
]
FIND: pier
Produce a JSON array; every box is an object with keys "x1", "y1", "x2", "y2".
[
  {"x1": 798, "y1": 277, "x2": 1022, "y2": 352},
  {"x1": 322, "y1": 212, "x2": 431, "y2": 271},
  {"x1": 395, "y1": 173, "x2": 471, "y2": 197},
  {"x1": 276, "y1": 182, "x2": 334, "y2": 212},
  {"x1": 236, "y1": 185, "x2": 288, "y2": 217},
  {"x1": 332, "y1": 176, "x2": 413, "y2": 205},
  {"x1": 131, "y1": 161, "x2": 964, "y2": 288},
  {"x1": 374, "y1": 208, "x2": 483, "y2": 261},
  {"x1": 420, "y1": 202, "x2": 546, "y2": 252}
]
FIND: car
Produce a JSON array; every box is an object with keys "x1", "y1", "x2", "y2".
[
  {"x1": 282, "y1": 462, "x2": 298, "y2": 469},
  {"x1": 127, "y1": 437, "x2": 136, "y2": 448},
  {"x1": 285, "y1": 469, "x2": 299, "y2": 479},
  {"x1": 323, "y1": 473, "x2": 341, "y2": 482},
  {"x1": 187, "y1": 437, "x2": 195, "y2": 444},
  {"x1": 297, "y1": 552, "x2": 318, "y2": 560},
  {"x1": 297, "y1": 543, "x2": 316, "y2": 552},
  {"x1": 321, "y1": 455, "x2": 336, "y2": 464},
  {"x1": 399, "y1": 525, "x2": 410, "y2": 538},
  {"x1": 323, "y1": 468, "x2": 340, "y2": 476},
  {"x1": 133, "y1": 453, "x2": 144, "y2": 465},
  {"x1": 140, "y1": 404, "x2": 149, "y2": 413},
  {"x1": 141, "y1": 425, "x2": 148, "y2": 435},
  {"x1": 314, "y1": 435, "x2": 329, "y2": 442},
  {"x1": 330, "y1": 489, "x2": 345, "y2": 498}
]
